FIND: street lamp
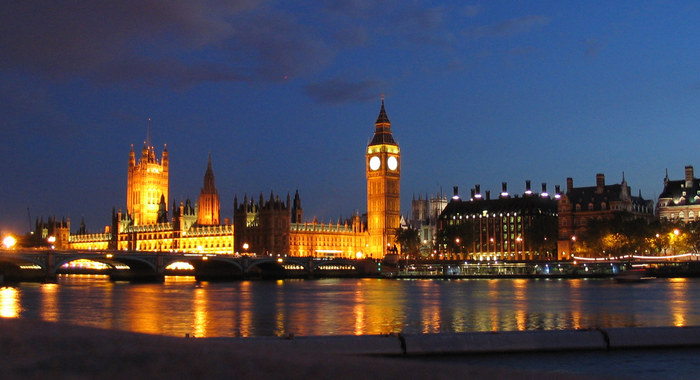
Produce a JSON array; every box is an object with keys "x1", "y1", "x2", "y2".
[
  {"x1": 672, "y1": 229, "x2": 680, "y2": 255},
  {"x1": 455, "y1": 238, "x2": 461, "y2": 260},
  {"x1": 2, "y1": 235, "x2": 16, "y2": 249}
]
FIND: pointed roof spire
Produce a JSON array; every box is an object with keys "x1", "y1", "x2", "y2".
[
  {"x1": 202, "y1": 153, "x2": 216, "y2": 193},
  {"x1": 147, "y1": 117, "x2": 152, "y2": 148},
  {"x1": 369, "y1": 97, "x2": 396, "y2": 146},
  {"x1": 376, "y1": 96, "x2": 390, "y2": 124}
]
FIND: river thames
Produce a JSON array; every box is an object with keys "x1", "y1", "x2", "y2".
[{"x1": 1, "y1": 276, "x2": 699, "y2": 338}]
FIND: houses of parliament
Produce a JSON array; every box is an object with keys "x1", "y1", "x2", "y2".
[{"x1": 67, "y1": 101, "x2": 401, "y2": 259}]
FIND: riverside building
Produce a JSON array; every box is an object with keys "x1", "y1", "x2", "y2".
[
  {"x1": 657, "y1": 165, "x2": 700, "y2": 222},
  {"x1": 557, "y1": 173, "x2": 654, "y2": 259},
  {"x1": 438, "y1": 182, "x2": 559, "y2": 261}
]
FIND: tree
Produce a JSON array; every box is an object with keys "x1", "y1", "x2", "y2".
[
  {"x1": 395, "y1": 227, "x2": 421, "y2": 259},
  {"x1": 684, "y1": 220, "x2": 700, "y2": 253},
  {"x1": 437, "y1": 221, "x2": 474, "y2": 258},
  {"x1": 524, "y1": 215, "x2": 557, "y2": 259},
  {"x1": 579, "y1": 214, "x2": 653, "y2": 257}
]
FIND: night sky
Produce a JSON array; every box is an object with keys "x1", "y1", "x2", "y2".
[{"x1": 3, "y1": 1, "x2": 700, "y2": 235}]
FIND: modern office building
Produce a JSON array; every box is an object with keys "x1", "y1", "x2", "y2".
[{"x1": 438, "y1": 182, "x2": 559, "y2": 261}]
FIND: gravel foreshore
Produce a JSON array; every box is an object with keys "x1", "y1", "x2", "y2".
[{"x1": 0, "y1": 318, "x2": 596, "y2": 379}]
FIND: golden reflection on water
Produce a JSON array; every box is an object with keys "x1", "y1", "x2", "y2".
[
  {"x1": 0, "y1": 287, "x2": 20, "y2": 318},
  {"x1": 668, "y1": 278, "x2": 688, "y2": 327},
  {"x1": 348, "y1": 279, "x2": 406, "y2": 335},
  {"x1": 569, "y1": 279, "x2": 583, "y2": 330},
  {"x1": 193, "y1": 287, "x2": 208, "y2": 337},
  {"x1": 512, "y1": 279, "x2": 528, "y2": 331},
  {"x1": 126, "y1": 284, "x2": 161, "y2": 335},
  {"x1": 417, "y1": 280, "x2": 441, "y2": 333},
  {"x1": 40, "y1": 283, "x2": 59, "y2": 322},
  {"x1": 274, "y1": 279, "x2": 286, "y2": 336},
  {"x1": 238, "y1": 281, "x2": 253, "y2": 336},
  {"x1": 10, "y1": 276, "x2": 700, "y2": 337},
  {"x1": 488, "y1": 280, "x2": 501, "y2": 331},
  {"x1": 353, "y1": 283, "x2": 365, "y2": 336}
]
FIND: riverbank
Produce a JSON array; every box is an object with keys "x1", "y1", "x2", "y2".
[
  {"x1": 0, "y1": 318, "x2": 598, "y2": 380},
  {"x1": 4, "y1": 319, "x2": 700, "y2": 379}
]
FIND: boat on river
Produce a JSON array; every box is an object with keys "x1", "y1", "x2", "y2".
[{"x1": 615, "y1": 268, "x2": 655, "y2": 283}]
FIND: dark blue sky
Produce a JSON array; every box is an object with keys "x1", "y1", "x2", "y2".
[{"x1": 2, "y1": 1, "x2": 700, "y2": 234}]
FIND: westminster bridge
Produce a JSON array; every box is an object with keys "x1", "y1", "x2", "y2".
[
  {"x1": 2, "y1": 250, "x2": 700, "y2": 283},
  {"x1": 0, "y1": 250, "x2": 383, "y2": 282}
]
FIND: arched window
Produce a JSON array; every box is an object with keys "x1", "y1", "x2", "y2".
[{"x1": 601, "y1": 202, "x2": 607, "y2": 210}]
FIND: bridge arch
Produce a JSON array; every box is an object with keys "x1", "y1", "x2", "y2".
[{"x1": 53, "y1": 255, "x2": 159, "y2": 275}]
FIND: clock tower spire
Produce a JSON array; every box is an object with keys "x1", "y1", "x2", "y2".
[{"x1": 366, "y1": 99, "x2": 400, "y2": 258}]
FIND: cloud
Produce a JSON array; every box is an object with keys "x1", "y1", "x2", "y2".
[
  {"x1": 465, "y1": 15, "x2": 550, "y2": 39},
  {"x1": 227, "y1": 9, "x2": 333, "y2": 81},
  {"x1": 0, "y1": 0, "x2": 333, "y2": 86},
  {"x1": 94, "y1": 58, "x2": 250, "y2": 88},
  {"x1": 304, "y1": 79, "x2": 384, "y2": 104},
  {"x1": 0, "y1": 1, "x2": 255, "y2": 75},
  {"x1": 392, "y1": 6, "x2": 455, "y2": 46}
]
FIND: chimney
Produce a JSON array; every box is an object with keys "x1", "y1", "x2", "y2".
[
  {"x1": 525, "y1": 180, "x2": 532, "y2": 195},
  {"x1": 685, "y1": 166, "x2": 694, "y2": 188},
  {"x1": 452, "y1": 186, "x2": 460, "y2": 200},
  {"x1": 541, "y1": 183, "x2": 548, "y2": 197},
  {"x1": 475, "y1": 184, "x2": 482, "y2": 199},
  {"x1": 486, "y1": 190, "x2": 491, "y2": 200},
  {"x1": 566, "y1": 177, "x2": 573, "y2": 192},
  {"x1": 500, "y1": 182, "x2": 509, "y2": 198},
  {"x1": 596, "y1": 173, "x2": 605, "y2": 193}
]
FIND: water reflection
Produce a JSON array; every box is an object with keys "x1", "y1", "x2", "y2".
[
  {"x1": 668, "y1": 278, "x2": 688, "y2": 327},
  {"x1": 40, "y1": 283, "x2": 59, "y2": 322},
  {"x1": 0, "y1": 287, "x2": 20, "y2": 318},
  {"x1": 5, "y1": 276, "x2": 700, "y2": 337}
]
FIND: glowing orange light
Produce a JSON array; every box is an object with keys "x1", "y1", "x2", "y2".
[{"x1": 2, "y1": 236, "x2": 16, "y2": 249}]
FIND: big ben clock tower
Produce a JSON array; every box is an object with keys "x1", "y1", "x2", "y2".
[{"x1": 366, "y1": 99, "x2": 400, "y2": 258}]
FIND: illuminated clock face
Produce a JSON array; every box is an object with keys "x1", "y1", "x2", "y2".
[
  {"x1": 387, "y1": 156, "x2": 398, "y2": 171},
  {"x1": 369, "y1": 156, "x2": 381, "y2": 170}
]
